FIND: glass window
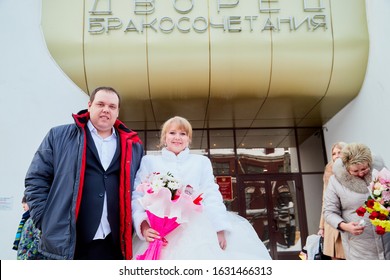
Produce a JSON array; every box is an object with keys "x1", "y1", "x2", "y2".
[
  {"x1": 190, "y1": 129, "x2": 208, "y2": 155},
  {"x1": 271, "y1": 179, "x2": 301, "y2": 251},
  {"x1": 236, "y1": 129, "x2": 299, "y2": 173},
  {"x1": 145, "y1": 130, "x2": 161, "y2": 154},
  {"x1": 209, "y1": 129, "x2": 235, "y2": 175},
  {"x1": 209, "y1": 130, "x2": 237, "y2": 210},
  {"x1": 243, "y1": 180, "x2": 268, "y2": 246}
]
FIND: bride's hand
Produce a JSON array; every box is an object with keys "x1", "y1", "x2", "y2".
[
  {"x1": 217, "y1": 231, "x2": 227, "y2": 250},
  {"x1": 141, "y1": 220, "x2": 160, "y2": 242}
]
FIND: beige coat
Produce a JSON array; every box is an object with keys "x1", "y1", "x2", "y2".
[{"x1": 319, "y1": 162, "x2": 345, "y2": 259}]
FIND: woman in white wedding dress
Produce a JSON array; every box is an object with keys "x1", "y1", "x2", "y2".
[{"x1": 132, "y1": 116, "x2": 272, "y2": 260}]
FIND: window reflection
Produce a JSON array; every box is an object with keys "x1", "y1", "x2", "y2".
[
  {"x1": 244, "y1": 182, "x2": 269, "y2": 248},
  {"x1": 272, "y1": 181, "x2": 298, "y2": 250},
  {"x1": 237, "y1": 148, "x2": 292, "y2": 174},
  {"x1": 236, "y1": 129, "x2": 298, "y2": 174}
]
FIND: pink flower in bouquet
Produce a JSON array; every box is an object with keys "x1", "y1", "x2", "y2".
[
  {"x1": 135, "y1": 172, "x2": 203, "y2": 260},
  {"x1": 381, "y1": 188, "x2": 390, "y2": 205},
  {"x1": 356, "y1": 168, "x2": 390, "y2": 235}
]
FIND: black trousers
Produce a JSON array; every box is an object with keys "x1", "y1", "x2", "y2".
[{"x1": 74, "y1": 233, "x2": 123, "y2": 260}]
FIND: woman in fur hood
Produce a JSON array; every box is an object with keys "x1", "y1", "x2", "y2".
[{"x1": 323, "y1": 143, "x2": 389, "y2": 260}]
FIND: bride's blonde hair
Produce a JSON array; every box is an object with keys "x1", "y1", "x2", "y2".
[{"x1": 159, "y1": 116, "x2": 193, "y2": 148}]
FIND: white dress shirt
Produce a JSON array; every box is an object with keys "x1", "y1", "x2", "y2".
[{"x1": 87, "y1": 120, "x2": 117, "y2": 240}]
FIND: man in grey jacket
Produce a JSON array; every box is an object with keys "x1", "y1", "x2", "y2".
[{"x1": 25, "y1": 86, "x2": 144, "y2": 260}]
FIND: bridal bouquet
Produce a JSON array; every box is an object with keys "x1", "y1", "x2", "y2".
[
  {"x1": 135, "y1": 172, "x2": 203, "y2": 260},
  {"x1": 356, "y1": 168, "x2": 390, "y2": 235}
]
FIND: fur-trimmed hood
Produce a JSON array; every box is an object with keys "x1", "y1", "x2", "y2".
[{"x1": 332, "y1": 158, "x2": 372, "y2": 194}]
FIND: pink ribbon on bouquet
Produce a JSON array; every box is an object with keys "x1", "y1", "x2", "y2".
[{"x1": 136, "y1": 210, "x2": 180, "y2": 260}]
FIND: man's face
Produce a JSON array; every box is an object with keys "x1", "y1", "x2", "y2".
[{"x1": 88, "y1": 90, "x2": 119, "y2": 137}]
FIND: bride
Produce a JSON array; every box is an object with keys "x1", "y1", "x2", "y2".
[{"x1": 132, "y1": 116, "x2": 272, "y2": 260}]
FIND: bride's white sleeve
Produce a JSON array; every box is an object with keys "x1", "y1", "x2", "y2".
[{"x1": 199, "y1": 156, "x2": 233, "y2": 232}]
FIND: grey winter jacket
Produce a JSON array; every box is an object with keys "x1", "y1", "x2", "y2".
[{"x1": 324, "y1": 158, "x2": 388, "y2": 260}]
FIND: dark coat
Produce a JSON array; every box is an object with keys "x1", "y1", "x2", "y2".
[{"x1": 25, "y1": 110, "x2": 143, "y2": 259}]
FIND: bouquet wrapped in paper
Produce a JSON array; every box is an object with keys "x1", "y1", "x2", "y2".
[
  {"x1": 356, "y1": 167, "x2": 390, "y2": 235},
  {"x1": 135, "y1": 172, "x2": 203, "y2": 260}
]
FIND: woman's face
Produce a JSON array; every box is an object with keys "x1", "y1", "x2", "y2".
[
  {"x1": 348, "y1": 162, "x2": 370, "y2": 178},
  {"x1": 331, "y1": 146, "x2": 342, "y2": 162},
  {"x1": 165, "y1": 124, "x2": 190, "y2": 155}
]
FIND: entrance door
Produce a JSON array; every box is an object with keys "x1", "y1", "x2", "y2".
[{"x1": 237, "y1": 174, "x2": 306, "y2": 260}]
